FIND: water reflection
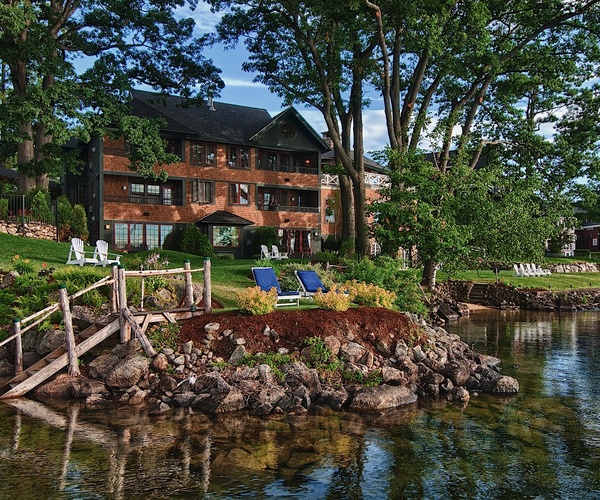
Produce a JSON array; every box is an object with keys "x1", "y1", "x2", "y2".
[{"x1": 0, "y1": 310, "x2": 600, "y2": 498}]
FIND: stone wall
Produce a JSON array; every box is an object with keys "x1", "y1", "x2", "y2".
[
  {"x1": 548, "y1": 262, "x2": 600, "y2": 273},
  {"x1": 0, "y1": 221, "x2": 57, "y2": 241},
  {"x1": 436, "y1": 280, "x2": 600, "y2": 312}
]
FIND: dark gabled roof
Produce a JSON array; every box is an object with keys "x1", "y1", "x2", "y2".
[
  {"x1": 130, "y1": 90, "x2": 273, "y2": 145},
  {"x1": 251, "y1": 107, "x2": 330, "y2": 152},
  {"x1": 196, "y1": 210, "x2": 254, "y2": 226},
  {"x1": 321, "y1": 150, "x2": 387, "y2": 173}
]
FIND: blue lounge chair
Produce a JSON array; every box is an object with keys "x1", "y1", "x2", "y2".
[
  {"x1": 252, "y1": 267, "x2": 300, "y2": 307},
  {"x1": 295, "y1": 270, "x2": 328, "y2": 298}
]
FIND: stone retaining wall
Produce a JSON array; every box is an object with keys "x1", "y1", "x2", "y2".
[
  {"x1": 435, "y1": 280, "x2": 600, "y2": 311},
  {"x1": 548, "y1": 262, "x2": 600, "y2": 273},
  {"x1": 0, "y1": 221, "x2": 57, "y2": 241}
]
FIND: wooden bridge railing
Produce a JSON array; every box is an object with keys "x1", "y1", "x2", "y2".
[{"x1": 1, "y1": 258, "x2": 212, "y2": 378}]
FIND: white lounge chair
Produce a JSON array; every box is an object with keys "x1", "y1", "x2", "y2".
[
  {"x1": 66, "y1": 237, "x2": 99, "y2": 266},
  {"x1": 93, "y1": 240, "x2": 121, "y2": 267},
  {"x1": 271, "y1": 245, "x2": 289, "y2": 260},
  {"x1": 260, "y1": 244, "x2": 272, "y2": 260},
  {"x1": 513, "y1": 264, "x2": 523, "y2": 277}
]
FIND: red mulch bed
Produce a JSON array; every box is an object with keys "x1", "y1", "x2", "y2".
[{"x1": 178, "y1": 307, "x2": 416, "y2": 360}]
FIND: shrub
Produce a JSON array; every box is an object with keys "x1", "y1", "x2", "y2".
[
  {"x1": 71, "y1": 204, "x2": 89, "y2": 241},
  {"x1": 302, "y1": 336, "x2": 343, "y2": 373},
  {"x1": 339, "y1": 237, "x2": 355, "y2": 256},
  {"x1": 321, "y1": 236, "x2": 342, "y2": 252},
  {"x1": 574, "y1": 249, "x2": 591, "y2": 258},
  {"x1": 312, "y1": 250, "x2": 340, "y2": 265},
  {"x1": 56, "y1": 195, "x2": 74, "y2": 239},
  {"x1": 313, "y1": 285, "x2": 352, "y2": 311},
  {"x1": 344, "y1": 280, "x2": 397, "y2": 310},
  {"x1": 30, "y1": 190, "x2": 53, "y2": 223},
  {"x1": 343, "y1": 256, "x2": 427, "y2": 315},
  {"x1": 0, "y1": 198, "x2": 8, "y2": 219},
  {"x1": 236, "y1": 286, "x2": 278, "y2": 315},
  {"x1": 251, "y1": 226, "x2": 279, "y2": 256},
  {"x1": 179, "y1": 224, "x2": 214, "y2": 257},
  {"x1": 147, "y1": 322, "x2": 180, "y2": 351}
]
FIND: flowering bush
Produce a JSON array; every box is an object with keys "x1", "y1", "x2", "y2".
[
  {"x1": 236, "y1": 286, "x2": 278, "y2": 315},
  {"x1": 11, "y1": 255, "x2": 35, "y2": 275},
  {"x1": 343, "y1": 280, "x2": 397, "y2": 310},
  {"x1": 313, "y1": 284, "x2": 352, "y2": 311}
]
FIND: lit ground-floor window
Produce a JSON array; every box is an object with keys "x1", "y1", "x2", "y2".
[
  {"x1": 114, "y1": 222, "x2": 174, "y2": 252},
  {"x1": 213, "y1": 226, "x2": 240, "y2": 247}
]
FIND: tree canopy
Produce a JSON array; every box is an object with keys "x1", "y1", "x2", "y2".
[{"x1": 0, "y1": 0, "x2": 223, "y2": 191}]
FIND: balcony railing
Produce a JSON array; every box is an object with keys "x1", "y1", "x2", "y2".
[
  {"x1": 258, "y1": 203, "x2": 319, "y2": 213},
  {"x1": 257, "y1": 164, "x2": 318, "y2": 175},
  {"x1": 104, "y1": 194, "x2": 184, "y2": 206},
  {"x1": 321, "y1": 172, "x2": 390, "y2": 188}
]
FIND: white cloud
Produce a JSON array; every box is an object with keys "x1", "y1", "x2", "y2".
[
  {"x1": 177, "y1": 4, "x2": 223, "y2": 33},
  {"x1": 222, "y1": 77, "x2": 264, "y2": 88}
]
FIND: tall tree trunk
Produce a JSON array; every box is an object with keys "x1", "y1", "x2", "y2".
[
  {"x1": 421, "y1": 259, "x2": 437, "y2": 290},
  {"x1": 339, "y1": 175, "x2": 355, "y2": 241}
]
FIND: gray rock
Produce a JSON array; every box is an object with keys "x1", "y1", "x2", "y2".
[
  {"x1": 394, "y1": 340, "x2": 409, "y2": 359},
  {"x1": 181, "y1": 341, "x2": 194, "y2": 355},
  {"x1": 35, "y1": 329, "x2": 65, "y2": 356},
  {"x1": 349, "y1": 385, "x2": 418, "y2": 411},
  {"x1": 340, "y1": 342, "x2": 367, "y2": 363},
  {"x1": 443, "y1": 360, "x2": 471, "y2": 387},
  {"x1": 88, "y1": 353, "x2": 120, "y2": 380},
  {"x1": 381, "y1": 366, "x2": 405, "y2": 385},
  {"x1": 0, "y1": 358, "x2": 14, "y2": 376},
  {"x1": 105, "y1": 355, "x2": 149, "y2": 389},
  {"x1": 112, "y1": 339, "x2": 141, "y2": 358},
  {"x1": 151, "y1": 353, "x2": 170, "y2": 372},
  {"x1": 228, "y1": 345, "x2": 247, "y2": 364},
  {"x1": 479, "y1": 366, "x2": 519, "y2": 394},
  {"x1": 324, "y1": 335, "x2": 341, "y2": 356},
  {"x1": 204, "y1": 322, "x2": 220, "y2": 335}
]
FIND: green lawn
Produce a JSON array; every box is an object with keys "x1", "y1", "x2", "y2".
[{"x1": 2, "y1": 232, "x2": 600, "y2": 311}]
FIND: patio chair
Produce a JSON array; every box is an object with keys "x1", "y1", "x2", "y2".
[
  {"x1": 93, "y1": 240, "x2": 122, "y2": 267},
  {"x1": 260, "y1": 244, "x2": 272, "y2": 260},
  {"x1": 66, "y1": 237, "x2": 99, "y2": 266},
  {"x1": 295, "y1": 270, "x2": 329, "y2": 298},
  {"x1": 271, "y1": 245, "x2": 289, "y2": 260},
  {"x1": 252, "y1": 267, "x2": 300, "y2": 307},
  {"x1": 512, "y1": 264, "x2": 523, "y2": 277},
  {"x1": 536, "y1": 264, "x2": 551, "y2": 276},
  {"x1": 519, "y1": 263, "x2": 533, "y2": 277}
]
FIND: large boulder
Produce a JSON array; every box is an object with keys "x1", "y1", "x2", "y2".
[
  {"x1": 349, "y1": 384, "x2": 418, "y2": 411},
  {"x1": 105, "y1": 355, "x2": 149, "y2": 389},
  {"x1": 479, "y1": 366, "x2": 519, "y2": 394}
]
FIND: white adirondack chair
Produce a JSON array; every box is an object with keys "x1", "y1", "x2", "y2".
[
  {"x1": 93, "y1": 240, "x2": 121, "y2": 267},
  {"x1": 271, "y1": 245, "x2": 288, "y2": 260},
  {"x1": 536, "y1": 264, "x2": 551, "y2": 276},
  {"x1": 519, "y1": 263, "x2": 531, "y2": 277},
  {"x1": 513, "y1": 264, "x2": 523, "y2": 277},
  {"x1": 66, "y1": 238, "x2": 99, "y2": 266},
  {"x1": 260, "y1": 245, "x2": 272, "y2": 260}
]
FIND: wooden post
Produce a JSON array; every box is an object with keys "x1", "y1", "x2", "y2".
[
  {"x1": 110, "y1": 263, "x2": 119, "y2": 314},
  {"x1": 203, "y1": 257, "x2": 212, "y2": 314},
  {"x1": 13, "y1": 319, "x2": 23, "y2": 375},
  {"x1": 58, "y1": 285, "x2": 80, "y2": 377},
  {"x1": 122, "y1": 308, "x2": 156, "y2": 357},
  {"x1": 184, "y1": 260, "x2": 194, "y2": 310},
  {"x1": 140, "y1": 276, "x2": 145, "y2": 311},
  {"x1": 117, "y1": 265, "x2": 130, "y2": 343}
]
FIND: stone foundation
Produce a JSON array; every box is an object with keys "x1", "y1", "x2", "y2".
[
  {"x1": 0, "y1": 221, "x2": 57, "y2": 240},
  {"x1": 435, "y1": 280, "x2": 600, "y2": 312}
]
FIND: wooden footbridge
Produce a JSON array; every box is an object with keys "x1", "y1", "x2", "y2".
[{"x1": 0, "y1": 259, "x2": 212, "y2": 399}]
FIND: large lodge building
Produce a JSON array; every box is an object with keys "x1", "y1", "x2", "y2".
[{"x1": 63, "y1": 90, "x2": 388, "y2": 257}]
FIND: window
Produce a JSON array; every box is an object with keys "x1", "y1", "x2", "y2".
[
  {"x1": 192, "y1": 180, "x2": 213, "y2": 203},
  {"x1": 191, "y1": 142, "x2": 216, "y2": 165},
  {"x1": 128, "y1": 181, "x2": 178, "y2": 205},
  {"x1": 114, "y1": 223, "x2": 173, "y2": 252},
  {"x1": 227, "y1": 146, "x2": 250, "y2": 169},
  {"x1": 165, "y1": 137, "x2": 181, "y2": 159},
  {"x1": 163, "y1": 187, "x2": 172, "y2": 206},
  {"x1": 325, "y1": 198, "x2": 336, "y2": 223},
  {"x1": 213, "y1": 226, "x2": 240, "y2": 247},
  {"x1": 230, "y1": 183, "x2": 249, "y2": 205}
]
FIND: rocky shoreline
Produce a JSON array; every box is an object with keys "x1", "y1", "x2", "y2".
[{"x1": 9, "y1": 309, "x2": 519, "y2": 415}]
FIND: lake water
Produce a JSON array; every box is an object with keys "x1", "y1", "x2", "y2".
[{"x1": 1, "y1": 309, "x2": 599, "y2": 499}]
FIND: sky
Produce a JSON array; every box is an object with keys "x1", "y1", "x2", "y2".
[{"x1": 180, "y1": 3, "x2": 390, "y2": 156}]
